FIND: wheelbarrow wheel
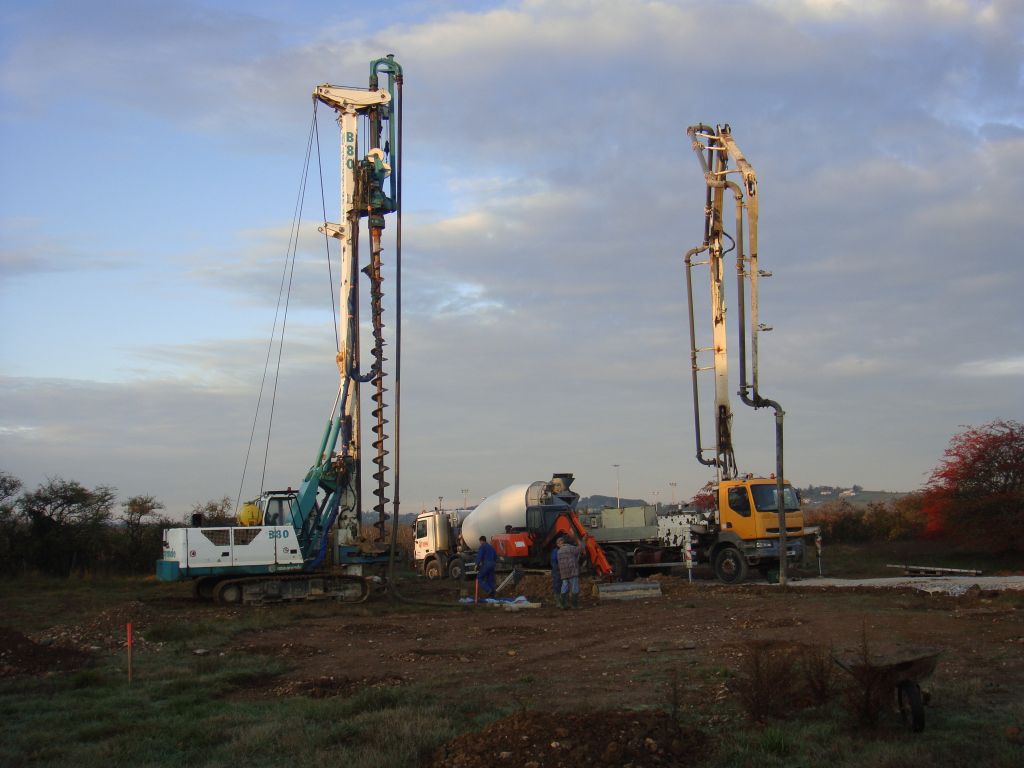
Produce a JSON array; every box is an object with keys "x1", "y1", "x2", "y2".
[{"x1": 898, "y1": 680, "x2": 925, "y2": 733}]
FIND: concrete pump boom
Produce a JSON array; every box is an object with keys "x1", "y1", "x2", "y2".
[{"x1": 684, "y1": 123, "x2": 791, "y2": 585}]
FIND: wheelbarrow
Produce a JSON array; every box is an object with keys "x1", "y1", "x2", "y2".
[{"x1": 833, "y1": 647, "x2": 943, "y2": 732}]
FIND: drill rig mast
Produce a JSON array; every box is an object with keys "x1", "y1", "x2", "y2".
[
  {"x1": 156, "y1": 57, "x2": 404, "y2": 603},
  {"x1": 314, "y1": 54, "x2": 404, "y2": 555}
]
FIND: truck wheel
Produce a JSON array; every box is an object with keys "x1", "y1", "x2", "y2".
[
  {"x1": 714, "y1": 547, "x2": 749, "y2": 584},
  {"x1": 448, "y1": 559, "x2": 465, "y2": 580},
  {"x1": 192, "y1": 577, "x2": 219, "y2": 601},
  {"x1": 606, "y1": 548, "x2": 630, "y2": 582},
  {"x1": 214, "y1": 581, "x2": 242, "y2": 604},
  {"x1": 424, "y1": 559, "x2": 442, "y2": 580}
]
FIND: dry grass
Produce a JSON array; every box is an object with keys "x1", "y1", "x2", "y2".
[
  {"x1": 799, "y1": 643, "x2": 837, "y2": 706},
  {"x1": 837, "y1": 627, "x2": 892, "y2": 728},
  {"x1": 734, "y1": 641, "x2": 800, "y2": 721}
]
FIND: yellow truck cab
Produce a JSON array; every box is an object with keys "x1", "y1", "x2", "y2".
[{"x1": 710, "y1": 477, "x2": 804, "y2": 582}]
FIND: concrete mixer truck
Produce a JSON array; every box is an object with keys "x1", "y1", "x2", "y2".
[{"x1": 412, "y1": 474, "x2": 611, "y2": 581}]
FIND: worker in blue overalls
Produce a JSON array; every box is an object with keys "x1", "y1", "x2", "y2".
[
  {"x1": 475, "y1": 535, "x2": 497, "y2": 599},
  {"x1": 550, "y1": 543, "x2": 562, "y2": 602}
]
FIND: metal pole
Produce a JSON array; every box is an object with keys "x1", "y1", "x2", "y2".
[
  {"x1": 775, "y1": 410, "x2": 787, "y2": 587},
  {"x1": 613, "y1": 464, "x2": 621, "y2": 510}
]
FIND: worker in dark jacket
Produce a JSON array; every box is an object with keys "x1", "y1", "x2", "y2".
[
  {"x1": 556, "y1": 533, "x2": 585, "y2": 609},
  {"x1": 475, "y1": 535, "x2": 497, "y2": 599},
  {"x1": 550, "y1": 544, "x2": 562, "y2": 600}
]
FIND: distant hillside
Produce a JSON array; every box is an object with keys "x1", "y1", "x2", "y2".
[{"x1": 799, "y1": 485, "x2": 910, "y2": 508}]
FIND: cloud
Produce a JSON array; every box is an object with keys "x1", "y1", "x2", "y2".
[
  {"x1": 822, "y1": 355, "x2": 888, "y2": 376},
  {"x1": 954, "y1": 356, "x2": 1024, "y2": 378},
  {"x1": 0, "y1": 218, "x2": 129, "y2": 278}
]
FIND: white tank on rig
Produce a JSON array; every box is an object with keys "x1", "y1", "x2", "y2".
[{"x1": 460, "y1": 474, "x2": 578, "y2": 551}]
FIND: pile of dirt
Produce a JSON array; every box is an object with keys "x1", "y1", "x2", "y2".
[
  {"x1": 505, "y1": 575, "x2": 560, "y2": 604},
  {"x1": 0, "y1": 626, "x2": 93, "y2": 677},
  {"x1": 427, "y1": 709, "x2": 707, "y2": 768},
  {"x1": 30, "y1": 600, "x2": 157, "y2": 651},
  {"x1": 499, "y1": 575, "x2": 607, "y2": 605}
]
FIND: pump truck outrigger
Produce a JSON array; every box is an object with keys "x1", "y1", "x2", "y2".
[
  {"x1": 682, "y1": 124, "x2": 804, "y2": 585},
  {"x1": 156, "y1": 56, "x2": 406, "y2": 604}
]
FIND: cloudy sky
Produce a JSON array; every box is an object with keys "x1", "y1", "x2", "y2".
[{"x1": 1, "y1": 0, "x2": 1021, "y2": 517}]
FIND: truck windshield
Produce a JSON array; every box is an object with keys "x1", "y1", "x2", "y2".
[{"x1": 751, "y1": 484, "x2": 801, "y2": 512}]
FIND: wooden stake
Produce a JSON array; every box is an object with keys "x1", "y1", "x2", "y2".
[{"x1": 127, "y1": 622, "x2": 133, "y2": 685}]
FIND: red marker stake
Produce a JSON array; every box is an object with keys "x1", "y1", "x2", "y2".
[{"x1": 127, "y1": 622, "x2": 133, "y2": 685}]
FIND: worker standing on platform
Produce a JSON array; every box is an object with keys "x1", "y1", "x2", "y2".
[
  {"x1": 557, "y1": 533, "x2": 584, "y2": 609},
  {"x1": 475, "y1": 535, "x2": 497, "y2": 599}
]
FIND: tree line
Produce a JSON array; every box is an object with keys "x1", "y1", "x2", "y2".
[
  {"x1": 807, "y1": 420, "x2": 1023, "y2": 549},
  {"x1": 2, "y1": 420, "x2": 1020, "y2": 577},
  {"x1": 0, "y1": 473, "x2": 235, "y2": 577}
]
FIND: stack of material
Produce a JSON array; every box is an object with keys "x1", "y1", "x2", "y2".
[{"x1": 595, "y1": 581, "x2": 663, "y2": 601}]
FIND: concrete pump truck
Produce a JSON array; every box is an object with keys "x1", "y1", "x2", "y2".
[
  {"x1": 156, "y1": 56, "x2": 406, "y2": 603},
  {"x1": 681, "y1": 124, "x2": 804, "y2": 585}
]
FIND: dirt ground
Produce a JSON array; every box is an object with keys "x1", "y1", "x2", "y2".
[{"x1": 3, "y1": 574, "x2": 1023, "y2": 765}]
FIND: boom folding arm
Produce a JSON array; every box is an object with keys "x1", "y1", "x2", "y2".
[
  {"x1": 683, "y1": 123, "x2": 790, "y2": 581},
  {"x1": 683, "y1": 124, "x2": 784, "y2": 479}
]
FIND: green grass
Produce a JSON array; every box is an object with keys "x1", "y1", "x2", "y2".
[
  {"x1": 0, "y1": 576, "x2": 491, "y2": 768},
  {"x1": 0, "y1": 643, "x2": 463, "y2": 768},
  {"x1": 705, "y1": 696, "x2": 1024, "y2": 768}
]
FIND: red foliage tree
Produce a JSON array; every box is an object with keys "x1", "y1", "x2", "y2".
[
  {"x1": 689, "y1": 482, "x2": 717, "y2": 512},
  {"x1": 923, "y1": 420, "x2": 1024, "y2": 550}
]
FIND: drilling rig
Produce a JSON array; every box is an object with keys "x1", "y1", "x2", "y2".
[
  {"x1": 682, "y1": 124, "x2": 804, "y2": 585},
  {"x1": 156, "y1": 56, "x2": 405, "y2": 603}
]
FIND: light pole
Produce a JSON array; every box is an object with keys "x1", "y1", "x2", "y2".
[
  {"x1": 669, "y1": 481, "x2": 678, "y2": 506},
  {"x1": 612, "y1": 464, "x2": 621, "y2": 510},
  {"x1": 652, "y1": 490, "x2": 660, "y2": 511},
  {"x1": 460, "y1": 488, "x2": 469, "y2": 510}
]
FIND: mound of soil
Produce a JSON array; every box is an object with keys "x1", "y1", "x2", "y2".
[
  {"x1": 0, "y1": 626, "x2": 93, "y2": 677},
  {"x1": 427, "y1": 709, "x2": 707, "y2": 768},
  {"x1": 30, "y1": 600, "x2": 157, "y2": 651}
]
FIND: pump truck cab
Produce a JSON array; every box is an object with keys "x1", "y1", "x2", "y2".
[
  {"x1": 413, "y1": 474, "x2": 611, "y2": 582},
  {"x1": 685, "y1": 476, "x2": 803, "y2": 583}
]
